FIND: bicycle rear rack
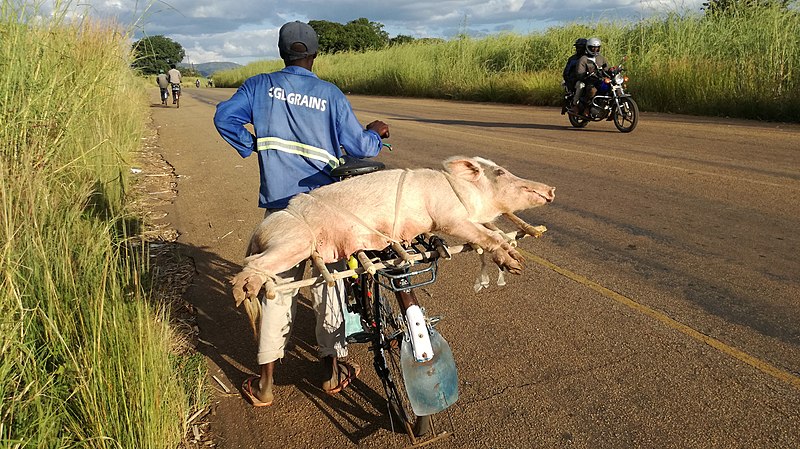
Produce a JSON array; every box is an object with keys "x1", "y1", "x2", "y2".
[{"x1": 375, "y1": 260, "x2": 437, "y2": 292}]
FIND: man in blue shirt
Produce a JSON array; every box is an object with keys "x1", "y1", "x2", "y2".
[{"x1": 214, "y1": 21, "x2": 390, "y2": 407}]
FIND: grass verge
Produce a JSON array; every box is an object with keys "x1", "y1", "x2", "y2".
[{"x1": 1, "y1": 2, "x2": 206, "y2": 447}]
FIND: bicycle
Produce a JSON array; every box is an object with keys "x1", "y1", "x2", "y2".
[
  {"x1": 268, "y1": 157, "x2": 536, "y2": 446},
  {"x1": 171, "y1": 83, "x2": 181, "y2": 108},
  {"x1": 255, "y1": 155, "x2": 544, "y2": 446},
  {"x1": 160, "y1": 87, "x2": 168, "y2": 106},
  {"x1": 346, "y1": 236, "x2": 459, "y2": 446}
]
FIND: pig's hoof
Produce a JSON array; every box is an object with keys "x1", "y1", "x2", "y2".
[
  {"x1": 231, "y1": 271, "x2": 266, "y2": 307},
  {"x1": 505, "y1": 263, "x2": 523, "y2": 275},
  {"x1": 493, "y1": 247, "x2": 525, "y2": 274}
]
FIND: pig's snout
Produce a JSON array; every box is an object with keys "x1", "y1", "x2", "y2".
[
  {"x1": 527, "y1": 184, "x2": 555, "y2": 203},
  {"x1": 541, "y1": 186, "x2": 555, "y2": 203}
]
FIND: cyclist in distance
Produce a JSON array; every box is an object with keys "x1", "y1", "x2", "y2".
[
  {"x1": 155, "y1": 69, "x2": 169, "y2": 106},
  {"x1": 213, "y1": 20, "x2": 390, "y2": 408},
  {"x1": 167, "y1": 64, "x2": 182, "y2": 104}
]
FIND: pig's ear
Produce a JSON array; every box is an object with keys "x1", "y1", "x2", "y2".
[{"x1": 443, "y1": 157, "x2": 484, "y2": 182}]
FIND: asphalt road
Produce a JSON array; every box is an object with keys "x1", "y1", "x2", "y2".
[{"x1": 150, "y1": 87, "x2": 800, "y2": 449}]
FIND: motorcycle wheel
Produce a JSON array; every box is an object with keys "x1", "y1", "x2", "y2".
[
  {"x1": 568, "y1": 114, "x2": 590, "y2": 128},
  {"x1": 613, "y1": 97, "x2": 639, "y2": 133}
]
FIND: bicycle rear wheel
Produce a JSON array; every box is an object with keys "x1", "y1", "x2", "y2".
[{"x1": 373, "y1": 281, "x2": 437, "y2": 441}]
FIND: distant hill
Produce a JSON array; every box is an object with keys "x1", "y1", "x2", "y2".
[{"x1": 179, "y1": 61, "x2": 242, "y2": 77}]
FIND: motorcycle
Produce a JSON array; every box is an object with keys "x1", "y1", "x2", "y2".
[{"x1": 562, "y1": 57, "x2": 639, "y2": 133}]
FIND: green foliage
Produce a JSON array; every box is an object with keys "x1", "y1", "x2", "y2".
[
  {"x1": 702, "y1": 0, "x2": 790, "y2": 16},
  {"x1": 216, "y1": 7, "x2": 800, "y2": 122},
  {"x1": 132, "y1": 35, "x2": 186, "y2": 74},
  {"x1": 1, "y1": 1, "x2": 205, "y2": 446},
  {"x1": 309, "y1": 18, "x2": 389, "y2": 54},
  {"x1": 390, "y1": 35, "x2": 416, "y2": 46}
]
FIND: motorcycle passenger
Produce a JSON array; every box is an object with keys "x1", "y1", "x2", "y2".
[
  {"x1": 563, "y1": 38, "x2": 587, "y2": 92},
  {"x1": 572, "y1": 37, "x2": 609, "y2": 116},
  {"x1": 562, "y1": 38, "x2": 586, "y2": 114}
]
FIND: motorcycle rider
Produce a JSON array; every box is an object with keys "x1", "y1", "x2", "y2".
[
  {"x1": 561, "y1": 38, "x2": 586, "y2": 114},
  {"x1": 571, "y1": 37, "x2": 609, "y2": 116}
]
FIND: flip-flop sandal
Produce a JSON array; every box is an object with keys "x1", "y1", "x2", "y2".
[
  {"x1": 242, "y1": 376, "x2": 273, "y2": 407},
  {"x1": 323, "y1": 362, "x2": 361, "y2": 395}
]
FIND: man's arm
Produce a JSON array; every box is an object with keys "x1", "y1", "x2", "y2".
[
  {"x1": 214, "y1": 84, "x2": 257, "y2": 158},
  {"x1": 576, "y1": 57, "x2": 596, "y2": 81},
  {"x1": 335, "y1": 99, "x2": 386, "y2": 158}
]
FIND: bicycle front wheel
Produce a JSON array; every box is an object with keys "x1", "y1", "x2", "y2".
[{"x1": 374, "y1": 283, "x2": 434, "y2": 439}]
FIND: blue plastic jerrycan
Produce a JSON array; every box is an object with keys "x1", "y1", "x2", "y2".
[{"x1": 400, "y1": 328, "x2": 459, "y2": 416}]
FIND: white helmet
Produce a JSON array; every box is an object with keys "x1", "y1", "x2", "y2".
[{"x1": 585, "y1": 37, "x2": 602, "y2": 56}]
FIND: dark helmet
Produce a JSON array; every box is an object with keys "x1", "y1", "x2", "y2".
[
  {"x1": 585, "y1": 37, "x2": 602, "y2": 56},
  {"x1": 574, "y1": 38, "x2": 587, "y2": 48}
]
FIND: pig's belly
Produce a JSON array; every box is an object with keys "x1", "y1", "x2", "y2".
[{"x1": 315, "y1": 221, "x2": 432, "y2": 263}]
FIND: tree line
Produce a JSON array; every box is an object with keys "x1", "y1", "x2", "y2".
[
  {"x1": 131, "y1": 3, "x2": 791, "y2": 75},
  {"x1": 131, "y1": 18, "x2": 419, "y2": 75}
]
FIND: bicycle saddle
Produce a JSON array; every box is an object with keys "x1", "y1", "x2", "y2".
[{"x1": 330, "y1": 155, "x2": 385, "y2": 178}]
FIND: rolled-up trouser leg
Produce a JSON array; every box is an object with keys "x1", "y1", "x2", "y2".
[
  {"x1": 312, "y1": 259, "x2": 349, "y2": 359},
  {"x1": 256, "y1": 260, "x2": 307, "y2": 365}
]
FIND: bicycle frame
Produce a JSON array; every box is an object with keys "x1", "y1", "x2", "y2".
[{"x1": 345, "y1": 237, "x2": 454, "y2": 446}]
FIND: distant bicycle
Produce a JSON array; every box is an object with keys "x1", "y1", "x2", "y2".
[{"x1": 171, "y1": 83, "x2": 181, "y2": 108}]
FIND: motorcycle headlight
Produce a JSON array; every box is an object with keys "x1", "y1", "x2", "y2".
[{"x1": 614, "y1": 73, "x2": 625, "y2": 84}]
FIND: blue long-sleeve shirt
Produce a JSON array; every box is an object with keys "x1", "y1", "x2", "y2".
[{"x1": 214, "y1": 65, "x2": 383, "y2": 209}]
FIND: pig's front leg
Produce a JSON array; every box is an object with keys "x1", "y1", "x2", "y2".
[{"x1": 447, "y1": 222, "x2": 525, "y2": 274}]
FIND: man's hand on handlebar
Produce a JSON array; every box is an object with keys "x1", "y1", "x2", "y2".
[{"x1": 367, "y1": 120, "x2": 390, "y2": 139}]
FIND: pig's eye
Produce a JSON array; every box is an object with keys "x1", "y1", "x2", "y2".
[{"x1": 494, "y1": 169, "x2": 506, "y2": 176}]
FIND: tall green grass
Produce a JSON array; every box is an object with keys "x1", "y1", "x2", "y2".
[
  {"x1": 1, "y1": 2, "x2": 202, "y2": 447},
  {"x1": 215, "y1": 4, "x2": 799, "y2": 121}
]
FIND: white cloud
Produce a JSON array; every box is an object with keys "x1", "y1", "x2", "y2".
[{"x1": 45, "y1": 0, "x2": 705, "y2": 64}]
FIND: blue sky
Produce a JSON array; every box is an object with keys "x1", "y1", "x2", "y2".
[{"x1": 56, "y1": 0, "x2": 704, "y2": 65}]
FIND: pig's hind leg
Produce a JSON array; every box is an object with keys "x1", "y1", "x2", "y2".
[{"x1": 233, "y1": 214, "x2": 316, "y2": 304}]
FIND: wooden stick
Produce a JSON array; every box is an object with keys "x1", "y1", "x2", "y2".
[
  {"x1": 483, "y1": 222, "x2": 516, "y2": 246},
  {"x1": 311, "y1": 250, "x2": 336, "y2": 286},
  {"x1": 391, "y1": 241, "x2": 415, "y2": 265},
  {"x1": 503, "y1": 213, "x2": 547, "y2": 238},
  {"x1": 270, "y1": 230, "x2": 537, "y2": 293},
  {"x1": 264, "y1": 277, "x2": 276, "y2": 300},
  {"x1": 356, "y1": 250, "x2": 376, "y2": 275}
]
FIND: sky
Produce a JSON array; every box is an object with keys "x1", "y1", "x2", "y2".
[{"x1": 56, "y1": 0, "x2": 704, "y2": 65}]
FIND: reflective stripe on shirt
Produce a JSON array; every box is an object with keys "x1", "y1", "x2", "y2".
[{"x1": 256, "y1": 136, "x2": 340, "y2": 167}]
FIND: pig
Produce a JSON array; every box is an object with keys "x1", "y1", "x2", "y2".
[{"x1": 232, "y1": 156, "x2": 555, "y2": 306}]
